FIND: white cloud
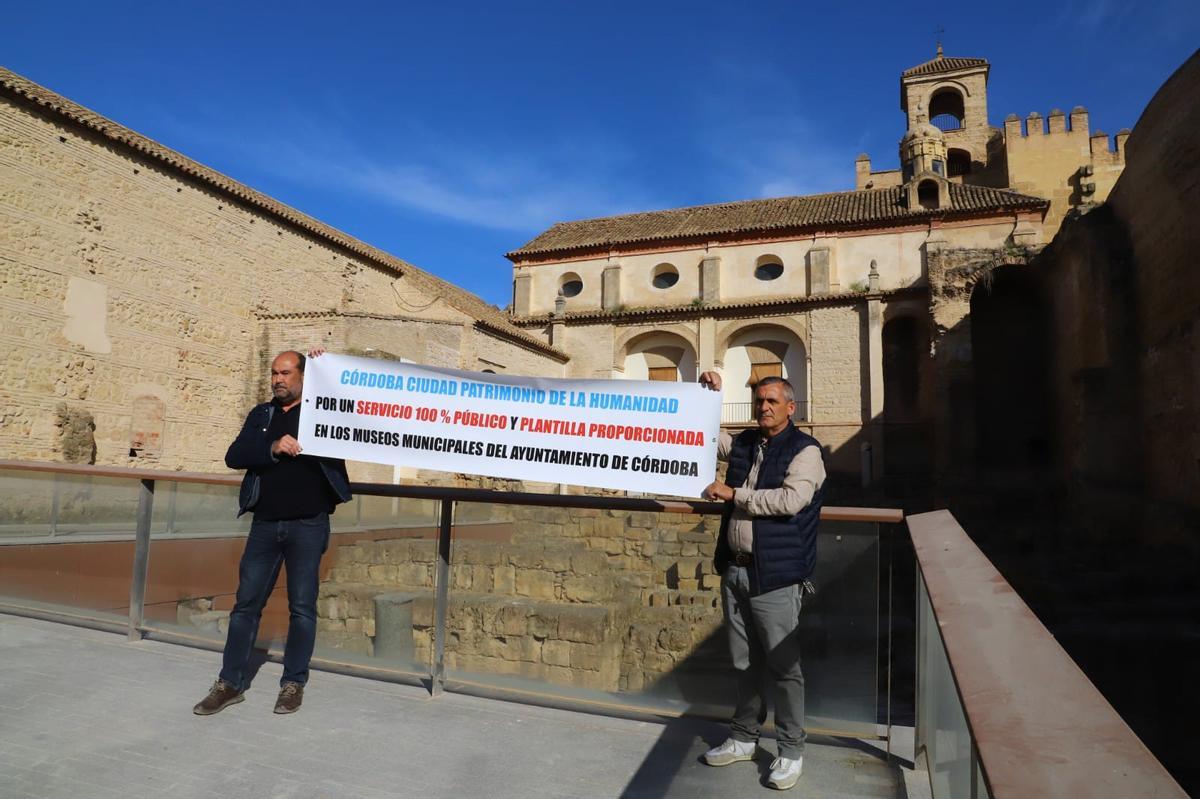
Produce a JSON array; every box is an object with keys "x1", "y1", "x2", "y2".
[{"x1": 161, "y1": 109, "x2": 661, "y2": 233}]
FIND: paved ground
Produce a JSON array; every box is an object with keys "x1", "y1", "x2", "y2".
[{"x1": 0, "y1": 613, "x2": 907, "y2": 798}]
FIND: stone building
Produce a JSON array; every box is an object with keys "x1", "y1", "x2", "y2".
[
  {"x1": 504, "y1": 49, "x2": 1103, "y2": 486},
  {"x1": 0, "y1": 67, "x2": 567, "y2": 475}
]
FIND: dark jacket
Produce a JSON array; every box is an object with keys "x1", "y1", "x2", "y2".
[
  {"x1": 714, "y1": 425, "x2": 823, "y2": 595},
  {"x1": 226, "y1": 401, "x2": 352, "y2": 517}
]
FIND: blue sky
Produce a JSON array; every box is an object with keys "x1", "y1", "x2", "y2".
[{"x1": 5, "y1": 1, "x2": 1198, "y2": 307}]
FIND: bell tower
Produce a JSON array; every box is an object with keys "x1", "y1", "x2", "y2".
[{"x1": 900, "y1": 46, "x2": 991, "y2": 179}]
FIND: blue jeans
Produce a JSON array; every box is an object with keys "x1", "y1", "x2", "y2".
[{"x1": 219, "y1": 513, "x2": 329, "y2": 689}]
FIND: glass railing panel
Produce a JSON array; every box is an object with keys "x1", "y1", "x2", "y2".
[
  {"x1": 437, "y1": 497, "x2": 881, "y2": 737},
  {"x1": 149, "y1": 481, "x2": 250, "y2": 537},
  {"x1": 142, "y1": 482, "x2": 246, "y2": 634},
  {"x1": 142, "y1": 484, "x2": 439, "y2": 679},
  {"x1": 0, "y1": 470, "x2": 137, "y2": 622},
  {"x1": 801, "y1": 519, "x2": 880, "y2": 736},
  {"x1": 918, "y1": 577, "x2": 981, "y2": 799}
]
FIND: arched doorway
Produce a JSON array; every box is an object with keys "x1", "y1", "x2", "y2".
[
  {"x1": 721, "y1": 327, "x2": 808, "y2": 424},
  {"x1": 970, "y1": 267, "x2": 1053, "y2": 469}
]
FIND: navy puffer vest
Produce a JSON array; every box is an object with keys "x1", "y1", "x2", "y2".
[{"x1": 715, "y1": 425, "x2": 823, "y2": 595}]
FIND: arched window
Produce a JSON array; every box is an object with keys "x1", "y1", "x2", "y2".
[
  {"x1": 754, "y1": 255, "x2": 784, "y2": 281},
  {"x1": 929, "y1": 88, "x2": 965, "y2": 131},
  {"x1": 918, "y1": 180, "x2": 940, "y2": 210},
  {"x1": 559, "y1": 272, "x2": 583, "y2": 297},
  {"x1": 947, "y1": 148, "x2": 971, "y2": 177}
]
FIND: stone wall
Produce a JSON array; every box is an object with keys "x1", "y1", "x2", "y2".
[
  {"x1": 1037, "y1": 49, "x2": 1200, "y2": 564},
  {"x1": 316, "y1": 507, "x2": 727, "y2": 692},
  {"x1": 0, "y1": 77, "x2": 564, "y2": 471}
]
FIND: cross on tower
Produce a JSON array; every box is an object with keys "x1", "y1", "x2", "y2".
[{"x1": 935, "y1": 26, "x2": 945, "y2": 57}]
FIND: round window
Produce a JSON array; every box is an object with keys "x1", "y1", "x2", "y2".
[
  {"x1": 559, "y1": 273, "x2": 583, "y2": 297},
  {"x1": 652, "y1": 264, "x2": 679, "y2": 289},
  {"x1": 755, "y1": 261, "x2": 784, "y2": 281}
]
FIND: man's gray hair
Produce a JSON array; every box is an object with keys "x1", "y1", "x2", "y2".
[{"x1": 755, "y1": 375, "x2": 795, "y2": 402}]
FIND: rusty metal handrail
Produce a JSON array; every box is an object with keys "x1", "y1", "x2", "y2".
[
  {"x1": 0, "y1": 459, "x2": 903, "y2": 523},
  {"x1": 907, "y1": 509, "x2": 1185, "y2": 798}
]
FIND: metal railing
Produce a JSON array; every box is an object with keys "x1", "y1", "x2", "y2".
[
  {"x1": 0, "y1": 458, "x2": 900, "y2": 739},
  {"x1": 908, "y1": 510, "x2": 1186, "y2": 798},
  {"x1": 720, "y1": 401, "x2": 809, "y2": 425}
]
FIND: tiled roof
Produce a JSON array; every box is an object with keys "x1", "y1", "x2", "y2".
[
  {"x1": 507, "y1": 184, "x2": 1046, "y2": 259},
  {"x1": 0, "y1": 66, "x2": 567, "y2": 362},
  {"x1": 902, "y1": 55, "x2": 989, "y2": 78}
]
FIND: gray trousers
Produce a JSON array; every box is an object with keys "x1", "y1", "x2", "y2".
[{"x1": 721, "y1": 564, "x2": 806, "y2": 758}]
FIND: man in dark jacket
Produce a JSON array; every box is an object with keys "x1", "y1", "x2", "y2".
[
  {"x1": 194, "y1": 349, "x2": 351, "y2": 716},
  {"x1": 698, "y1": 371, "x2": 825, "y2": 791}
]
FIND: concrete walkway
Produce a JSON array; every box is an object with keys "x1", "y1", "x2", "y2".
[{"x1": 0, "y1": 614, "x2": 904, "y2": 798}]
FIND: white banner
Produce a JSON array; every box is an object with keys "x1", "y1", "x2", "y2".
[{"x1": 297, "y1": 354, "x2": 722, "y2": 497}]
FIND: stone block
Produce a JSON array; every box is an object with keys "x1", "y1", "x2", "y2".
[
  {"x1": 527, "y1": 610, "x2": 558, "y2": 639},
  {"x1": 411, "y1": 597, "x2": 434, "y2": 627},
  {"x1": 492, "y1": 564, "x2": 515, "y2": 594},
  {"x1": 570, "y1": 550, "x2": 607, "y2": 575},
  {"x1": 629, "y1": 623, "x2": 659, "y2": 649},
  {"x1": 470, "y1": 564, "x2": 492, "y2": 588},
  {"x1": 594, "y1": 516, "x2": 625, "y2": 536},
  {"x1": 562, "y1": 576, "x2": 609, "y2": 603},
  {"x1": 396, "y1": 562, "x2": 430, "y2": 586},
  {"x1": 367, "y1": 565, "x2": 397, "y2": 583},
  {"x1": 541, "y1": 548, "x2": 573, "y2": 572},
  {"x1": 495, "y1": 603, "x2": 531, "y2": 636},
  {"x1": 569, "y1": 642, "x2": 605, "y2": 671},
  {"x1": 515, "y1": 569, "x2": 556, "y2": 600},
  {"x1": 658, "y1": 623, "x2": 691, "y2": 652},
  {"x1": 558, "y1": 606, "x2": 608, "y2": 644},
  {"x1": 451, "y1": 564, "x2": 474, "y2": 590},
  {"x1": 628, "y1": 511, "x2": 657, "y2": 528},
  {"x1": 542, "y1": 639, "x2": 571, "y2": 667}
]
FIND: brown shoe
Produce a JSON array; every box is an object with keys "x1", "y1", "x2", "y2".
[
  {"x1": 193, "y1": 679, "x2": 244, "y2": 715},
  {"x1": 274, "y1": 682, "x2": 304, "y2": 714}
]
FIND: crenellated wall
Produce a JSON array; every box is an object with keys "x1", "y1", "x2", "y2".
[{"x1": 1004, "y1": 107, "x2": 1127, "y2": 236}]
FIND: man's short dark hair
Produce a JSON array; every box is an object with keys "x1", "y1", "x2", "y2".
[
  {"x1": 279, "y1": 350, "x2": 306, "y2": 372},
  {"x1": 755, "y1": 375, "x2": 795, "y2": 402}
]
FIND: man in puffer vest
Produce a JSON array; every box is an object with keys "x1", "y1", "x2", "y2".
[{"x1": 698, "y1": 371, "x2": 825, "y2": 791}]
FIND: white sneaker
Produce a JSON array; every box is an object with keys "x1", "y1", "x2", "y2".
[
  {"x1": 703, "y1": 738, "x2": 757, "y2": 766},
  {"x1": 767, "y1": 756, "x2": 803, "y2": 790}
]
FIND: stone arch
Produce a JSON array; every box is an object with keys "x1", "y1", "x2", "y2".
[
  {"x1": 929, "y1": 87, "x2": 965, "y2": 131},
  {"x1": 716, "y1": 321, "x2": 809, "y2": 422},
  {"x1": 715, "y1": 316, "x2": 808, "y2": 360},
  {"x1": 615, "y1": 326, "x2": 699, "y2": 382},
  {"x1": 923, "y1": 78, "x2": 973, "y2": 102}
]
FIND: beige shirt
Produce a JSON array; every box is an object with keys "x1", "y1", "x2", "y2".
[{"x1": 717, "y1": 430, "x2": 827, "y2": 555}]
